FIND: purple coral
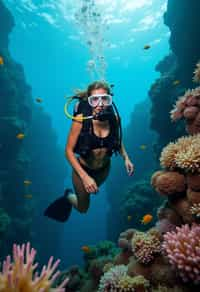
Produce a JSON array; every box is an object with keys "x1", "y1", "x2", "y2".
[{"x1": 163, "y1": 224, "x2": 200, "y2": 284}]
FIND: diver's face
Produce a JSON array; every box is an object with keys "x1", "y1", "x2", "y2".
[{"x1": 90, "y1": 88, "x2": 108, "y2": 114}]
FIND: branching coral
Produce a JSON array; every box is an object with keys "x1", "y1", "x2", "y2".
[
  {"x1": 159, "y1": 134, "x2": 200, "y2": 173},
  {"x1": 131, "y1": 229, "x2": 161, "y2": 264},
  {"x1": 162, "y1": 224, "x2": 200, "y2": 284},
  {"x1": 98, "y1": 265, "x2": 149, "y2": 292},
  {"x1": 193, "y1": 62, "x2": 200, "y2": 83},
  {"x1": 0, "y1": 242, "x2": 69, "y2": 291}
]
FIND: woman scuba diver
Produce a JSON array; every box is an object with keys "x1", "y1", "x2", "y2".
[{"x1": 44, "y1": 81, "x2": 134, "y2": 222}]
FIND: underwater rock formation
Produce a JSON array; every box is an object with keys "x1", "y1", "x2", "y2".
[
  {"x1": 0, "y1": 0, "x2": 67, "y2": 264},
  {"x1": 120, "y1": 178, "x2": 163, "y2": 231},
  {"x1": 149, "y1": 0, "x2": 200, "y2": 156}
]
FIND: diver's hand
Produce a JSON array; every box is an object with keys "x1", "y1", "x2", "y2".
[
  {"x1": 82, "y1": 174, "x2": 99, "y2": 194},
  {"x1": 125, "y1": 158, "x2": 134, "y2": 176}
]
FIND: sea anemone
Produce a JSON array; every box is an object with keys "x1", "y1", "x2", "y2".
[
  {"x1": 98, "y1": 265, "x2": 150, "y2": 292},
  {"x1": 162, "y1": 224, "x2": 200, "y2": 284},
  {"x1": 190, "y1": 203, "x2": 200, "y2": 218},
  {"x1": 160, "y1": 134, "x2": 200, "y2": 173},
  {"x1": 98, "y1": 265, "x2": 127, "y2": 291},
  {"x1": 193, "y1": 62, "x2": 200, "y2": 83},
  {"x1": 131, "y1": 230, "x2": 161, "y2": 264},
  {"x1": 159, "y1": 143, "x2": 179, "y2": 170},
  {"x1": 0, "y1": 242, "x2": 69, "y2": 291}
]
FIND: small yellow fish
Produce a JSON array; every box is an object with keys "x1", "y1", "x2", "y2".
[
  {"x1": 16, "y1": 133, "x2": 25, "y2": 139},
  {"x1": 0, "y1": 56, "x2": 4, "y2": 65},
  {"x1": 24, "y1": 194, "x2": 32, "y2": 199},
  {"x1": 81, "y1": 245, "x2": 91, "y2": 253},
  {"x1": 127, "y1": 215, "x2": 132, "y2": 222},
  {"x1": 24, "y1": 180, "x2": 32, "y2": 185},
  {"x1": 173, "y1": 80, "x2": 180, "y2": 86},
  {"x1": 141, "y1": 214, "x2": 153, "y2": 225},
  {"x1": 143, "y1": 45, "x2": 151, "y2": 50},
  {"x1": 35, "y1": 97, "x2": 43, "y2": 103},
  {"x1": 140, "y1": 144, "x2": 147, "y2": 150}
]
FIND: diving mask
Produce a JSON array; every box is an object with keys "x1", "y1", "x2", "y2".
[{"x1": 88, "y1": 94, "x2": 112, "y2": 107}]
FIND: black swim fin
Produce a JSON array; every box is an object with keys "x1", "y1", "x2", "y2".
[{"x1": 44, "y1": 189, "x2": 73, "y2": 222}]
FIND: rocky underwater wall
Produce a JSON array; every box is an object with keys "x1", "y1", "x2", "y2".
[{"x1": 0, "y1": 0, "x2": 67, "y2": 264}]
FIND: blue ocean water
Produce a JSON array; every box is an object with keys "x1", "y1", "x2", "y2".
[{"x1": 4, "y1": 0, "x2": 169, "y2": 267}]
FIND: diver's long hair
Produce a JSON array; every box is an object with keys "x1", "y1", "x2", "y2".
[{"x1": 73, "y1": 81, "x2": 111, "y2": 100}]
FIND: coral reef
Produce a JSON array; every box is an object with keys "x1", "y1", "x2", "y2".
[
  {"x1": 170, "y1": 87, "x2": 200, "y2": 134},
  {"x1": 163, "y1": 224, "x2": 200, "y2": 284},
  {"x1": 131, "y1": 229, "x2": 161, "y2": 264},
  {"x1": 0, "y1": 242, "x2": 69, "y2": 291},
  {"x1": 193, "y1": 62, "x2": 200, "y2": 83},
  {"x1": 98, "y1": 265, "x2": 150, "y2": 292},
  {"x1": 190, "y1": 203, "x2": 200, "y2": 218},
  {"x1": 159, "y1": 134, "x2": 200, "y2": 173}
]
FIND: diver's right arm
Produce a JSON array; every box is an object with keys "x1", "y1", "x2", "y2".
[{"x1": 65, "y1": 114, "x2": 98, "y2": 193}]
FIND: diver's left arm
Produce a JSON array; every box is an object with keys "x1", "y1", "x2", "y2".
[{"x1": 119, "y1": 142, "x2": 134, "y2": 176}]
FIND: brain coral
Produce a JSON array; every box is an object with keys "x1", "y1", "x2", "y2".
[
  {"x1": 152, "y1": 171, "x2": 186, "y2": 195},
  {"x1": 162, "y1": 224, "x2": 200, "y2": 284}
]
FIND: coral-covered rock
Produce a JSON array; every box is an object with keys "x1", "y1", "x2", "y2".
[
  {"x1": 155, "y1": 218, "x2": 176, "y2": 236},
  {"x1": 127, "y1": 257, "x2": 151, "y2": 280},
  {"x1": 153, "y1": 171, "x2": 186, "y2": 196},
  {"x1": 183, "y1": 106, "x2": 199, "y2": 119},
  {"x1": 172, "y1": 197, "x2": 194, "y2": 223},
  {"x1": 149, "y1": 256, "x2": 178, "y2": 287},
  {"x1": 186, "y1": 173, "x2": 200, "y2": 191},
  {"x1": 187, "y1": 188, "x2": 200, "y2": 204},
  {"x1": 114, "y1": 250, "x2": 133, "y2": 266},
  {"x1": 151, "y1": 171, "x2": 164, "y2": 186},
  {"x1": 157, "y1": 204, "x2": 182, "y2": 225}
]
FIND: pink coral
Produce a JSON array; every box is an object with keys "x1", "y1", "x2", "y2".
[
  {"x1": 162, "y1": 224, "x2": 200, "y2": 284},
  {"x1": 0, "y1": 242, "x2": 69, "y2": 291}
]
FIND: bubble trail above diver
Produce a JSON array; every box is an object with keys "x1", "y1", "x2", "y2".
[{"x1": 74, "y1": 0, "x2": 108, "y2": 81}]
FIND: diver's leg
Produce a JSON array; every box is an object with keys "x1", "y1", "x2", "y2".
[
  {"x1": 67, "y1": 170, "x2": 90, "y2": 213},
  {"x1": 95, "y1": 162, "x2": 111, "y2": 186}
]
